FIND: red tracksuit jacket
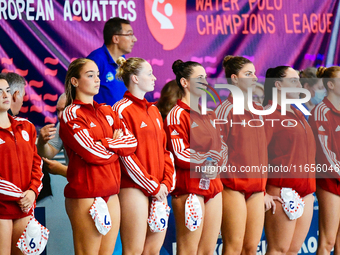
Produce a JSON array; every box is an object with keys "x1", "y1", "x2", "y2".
[
  {"x1": 164, "y1": 100, "x2": 226, "y2": 201},
  {"x1": 60, "y1": 100, "x2": 137, "y2": 199},
  {"x1": 265, "y1": 102, "x2": 316, "y2": 197},
  {"x1": 0, "y1": 115, "x2": 43, "y2": 219},
  {"x1": 215, "y1": 95, "x2": 267, "y2": 198},
  {"x1": 113, "y1": 91, "x2": 176, "y2": 196},
  {"x1": 309, "y1": 98, "x2": 340, "y2": 195}
]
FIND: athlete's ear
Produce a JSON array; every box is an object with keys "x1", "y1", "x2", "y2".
[
  {"x1": 71, "y1": 77, "x2": 78, "y2": 87},
  {"x1": 180, "y1": 77, "x2": 188, "y2": 88},
  {"x1": 131, "y1": 74, "x2": 138, "y2": 84},
  {"x1": 327, "y1": 80, "x2": 334, "y2": 90},
  {"x1": 231, "y1": 74, "x2": 238, "y2": 85},
  {"x1": 275, "y1": 80, "x2": 282, "y2": 91}
]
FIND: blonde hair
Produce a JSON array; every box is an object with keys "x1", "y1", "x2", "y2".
[
  {"x1": 65, "y1": 58, "x2": 94, "y2": 106},
  {"x1": 316, "y1": 66, "x2": 340, "y2": 90},
  {"x1": 116, "y1": 57, "x2": 146, "y2": 87}
]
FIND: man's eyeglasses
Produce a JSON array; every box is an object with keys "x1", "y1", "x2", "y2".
[{"x1": 114, "y1": 33, "x2": 135, "y2": 38}]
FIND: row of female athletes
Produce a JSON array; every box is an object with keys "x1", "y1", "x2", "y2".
[{"x1": 1, "y1": 54, "x2": 340, "y2": 255}]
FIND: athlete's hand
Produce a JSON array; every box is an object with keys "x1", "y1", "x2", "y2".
[
  {"x1": 154, "y1": 184, "x2": 168, "y2": 202},
  {"x1": 203, "y1": 159, "x2": 218, "y2": 179},
  {"x1": 42, "y1": 157, "x2": 67, "y2": 177},
  {"x1": 18, "y1": 190, "x2": 36, "y2": 213},
  {"x1": 38, "y1": 124, "x2": 57, "y2": 144},
  {"x1": 264, "y1": 193, "x2": 283, "y2": 214},
  {"x1": 112, "y1": 129, "x2": 123, "y2": 140}
]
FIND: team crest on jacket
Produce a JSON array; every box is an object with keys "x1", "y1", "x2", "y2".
[
  {"x1": 106, "y1": 116, "x2": 113, "y2": 126},
  {"x1": 21, "y1": 130, "x2": 29, "y2": 141}
]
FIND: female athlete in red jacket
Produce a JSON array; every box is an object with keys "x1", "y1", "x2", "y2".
[
  {"x1": 60, "y1": 58, "x2": 137, "y2": 255},
  {"x1": 113, "y1": 57, "x2": 175, "y2": 255},
  {"x1": 309, "y1": 66, "x2": 340, "y2": 255},
  {"x1": 164, "y1": 59, "x2": 227, "y2": 254},
  {"x1": 263, "y1": 66, "x2": 316, "y2": 255},
  {"x1": 215, "y1": 56, "x2": 267, "y2": 255},
  {"x1": 0, "y1": 76, "x2": 43, "y2": 255}
]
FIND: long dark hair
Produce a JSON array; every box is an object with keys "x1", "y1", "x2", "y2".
[
  {"x1": 156, "y1": 80, "x2": 183, "y2": 120},
  {"x1": 263, "y1": 66, "x2": 290, "y2": 106},
  {"x1": 172, "y1": 59, "x2": 202, "y2": 95}
]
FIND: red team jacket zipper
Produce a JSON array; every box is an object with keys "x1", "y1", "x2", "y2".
[
  {"x1": 3, "y1": 126, "x2": 23, "y2": 188},
  {"x1": 146, "y1": 105, "x2": 162, "y2": 174}
]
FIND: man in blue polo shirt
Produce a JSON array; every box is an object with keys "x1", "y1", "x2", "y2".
[{"x1": 87, "y1": 17, "x2": 137, "y2": 105}]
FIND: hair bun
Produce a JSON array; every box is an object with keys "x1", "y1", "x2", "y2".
[
  {"x1": 222, "y1": 55, "x2": 234, "y2": 68},
  {"x1": 265, "y1": 67, "x2": 276, "y2": 78},
  {"x1": 172, "y1": 60, "x2": 184, "y2": 75},
  {"x1": 316, "y1": 66, "x2": 327, "y2": 78},
  {"x1": 116, "y1": 57, "x2": 126, "y2": 67}
]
